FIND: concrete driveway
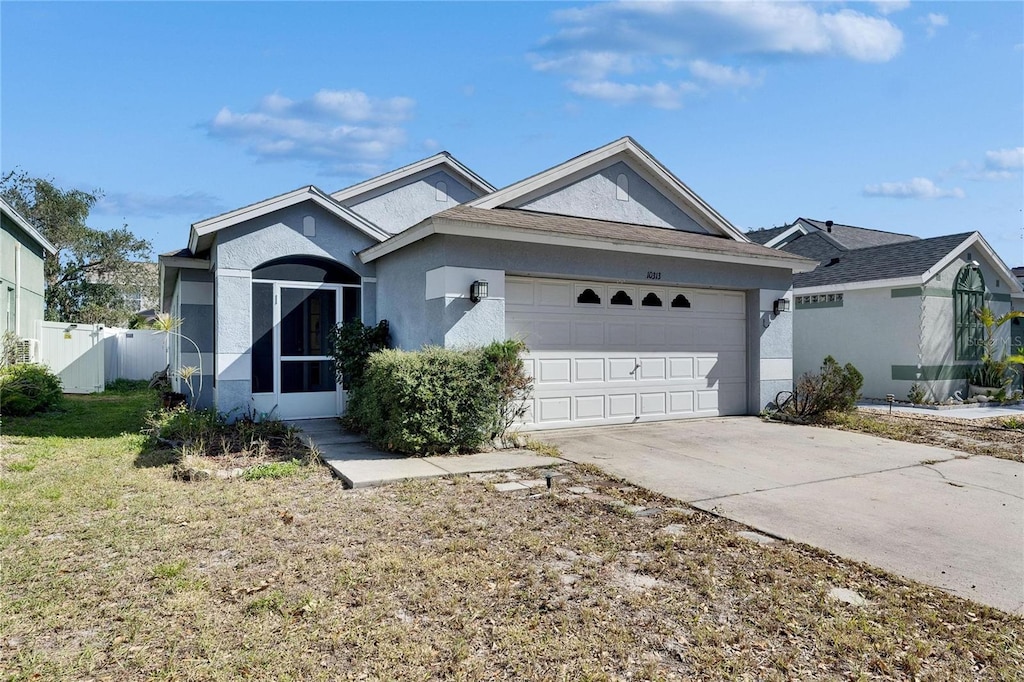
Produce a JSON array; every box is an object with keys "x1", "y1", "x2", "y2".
[{"x1": 543, "y1": 418, "x2": 1024, "y2": 615}]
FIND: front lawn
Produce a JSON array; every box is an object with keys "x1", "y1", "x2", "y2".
[{"x1": 1, "y1": 392, "x2": 1021, "y2": 680}]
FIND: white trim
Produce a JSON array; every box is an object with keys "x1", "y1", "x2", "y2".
[
  {"x1": 216, "y1": 268, "x2": 253, "y2": 279},
  {"x1": 361, "y1": 277, "x2": 377, "y2": 283},
  {"x1": 0, "y1": 197, "x2": 57, "y2": 255},
  {"x1": 764, "y1": 224, "x2": 807, "y2": 248},
  {"x1": 360, "y1": 215, "x2": 816, "y2": 273},
  {"x1": 467, "y1": 137, "x2": 748, "y2": 242},
  {"x1": 794, "y1": 277, "x2": 922, "y2": 295},
  {"x1": 188, "y1": 186, "x2": 389, "y2": 253},
  {"x1": 330, "y1": 152, "x2": 495, "y2": 204}
]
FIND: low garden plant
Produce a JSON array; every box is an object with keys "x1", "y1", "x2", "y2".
[
  {"x1": 0, "y1": 362, "x2": 64, "y2": 416},
  {"x1": 772, "y1": 355, "x2": 863, "y2": 420}
]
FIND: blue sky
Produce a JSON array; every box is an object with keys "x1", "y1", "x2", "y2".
[{"x1": 2, "y1": 1, "x2": 1022, "y2": 267}]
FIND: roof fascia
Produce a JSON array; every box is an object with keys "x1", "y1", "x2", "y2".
[
  {"x1": 794, "y1": 276, "x2": 923, "y2": 295},
  {"x1": 0, "y1": 198, "x2": 57, "y2": 255},
  {"x1": 924, "y1": 232, "x2": 1024, "y2": 294},
  {"x1": 361, "y1": 215, "x2": 816, "y2": 273},
  {"x1": 468, "y1": 137, "x2": 748, "y2": 242},
  {"x1": 188, "y1": 187, "x2": 389, "y2": 253},
  {"x1": 764, "y1": 223, "x2": 807, "y2": 248},
  {"x1": 331, "y1": 153, "x2": 495, "y2": 204}
]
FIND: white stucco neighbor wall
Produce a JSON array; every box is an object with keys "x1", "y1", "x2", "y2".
[
  {"x1": 794, "y1": 287, "x2": 920, "y2": 400},
  {"x1": 515, "y1": 161, "x2": 707, "y2": 233}
]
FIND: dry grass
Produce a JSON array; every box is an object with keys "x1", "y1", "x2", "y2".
[
  {"x1": 1, "y1": 393, "x2": 1022, "y2": 680},
  {"x1": 823, "y1": 409, "x2": 1024, "y2": 462}
]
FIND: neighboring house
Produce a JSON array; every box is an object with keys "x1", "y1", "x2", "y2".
[
  {"x1": 87, "y1": 261, "x2": 159, "y2": 315},
  {"x1": 159, "y1": 137, "x2": 814, "y2": 427},
  {"x1": 1, "y1": 197, "x2": 56, "y2": 345},
  {"x1": 749, "y1": 218, "x2": 1024, "y2": 401}
]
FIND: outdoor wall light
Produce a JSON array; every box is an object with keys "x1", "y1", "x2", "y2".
[
  {"x1": 773, "y1": 298, "x2": 790, "y2": 316},
  {"x1": 470, "y1": 279, "x2": 489, "y2": 303}
]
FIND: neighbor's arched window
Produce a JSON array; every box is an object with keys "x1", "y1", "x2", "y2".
[{"x1": 954, "y1": 263, "x2": 985, "y2": 360}]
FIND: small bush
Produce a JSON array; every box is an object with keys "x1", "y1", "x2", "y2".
[
  {"x1": 0, "y1": 363, "x2": 63, "y2": 416},
  {"x1": 907, "y1": 382, "x2": 927, "y2": 405},
  {"x1": 780, "y1": 356, "x2": 863, "y2": 419}
]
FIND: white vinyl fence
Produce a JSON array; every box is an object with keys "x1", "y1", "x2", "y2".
[{"x1": 35, "y1": 321, "x2": 167, "y2": 394}]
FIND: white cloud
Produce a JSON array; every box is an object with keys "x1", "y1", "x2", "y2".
[
  {"x1": 687, "y1": 60, "x2": 763, "y2": 88},
  {"x1": 984, "y1": 147, "x2": 1024, "y2": 171},
  {"x1": 873, "y1": 1, "x2": 911, "y2": 15},
  {"x1": 207, "y1": 89, "x2": 414, "y2": 175},
  {"x1": 863, "y1": 177, "x2": 965, "y2": 200},
  {"x1": 532, "y1": 1, "x2": 902, "y2": 107},
  {"x1": 922, "y1": 13, "x2": 948, "y2": 38},
  {"x1": 95, "y1": 191, "x2": 226, "y2": 218},
  {"x1": 567, "y1": 79, "x2": 699, "y2": 109}
]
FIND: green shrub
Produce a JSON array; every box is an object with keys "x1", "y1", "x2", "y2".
[
  {"x1": 481, "y1": 339, "x2": 533, "y2": 439},
  {"x1": 907, "y1": 382, "x2": 927, "y2": 405},
  {"x1": 329, "y1": 319, "x2": 390, "y2": 389},
  {"x1": 0, "y1": 363, "x2": 64, "y2": 416},
  {"x1": 348, "y1": 346, "x2": 494, "y2": 455},
  {"x1": 782, "y1": 356, "x2": 863, "y2": 419}
]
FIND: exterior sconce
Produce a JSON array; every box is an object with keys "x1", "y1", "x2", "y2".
[
  {"x1": 773, "y1": 298, "x2": 790, "y2": 316},
  {"x1": 470, "y1": 279, "x2": 489, "y2": 303}
]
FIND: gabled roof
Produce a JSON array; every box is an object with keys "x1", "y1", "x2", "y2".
[
  {"x1": 797, "y1": 218, "x2": 917, "y2": 250},
  {"x1": 794, "y1": 232, "x2": 1023, "y2": 298},
  {"x1": 360, "y1": 205, "x2": 816, "y2": 273},
  {"x1": 188, "y1": 185, "x2": 389, "y2": 254},
  {"x1": 0, "y1": 197, "x2": 57, "y2": 255},
  {"x1": 330, "y1": 152, "x2": 495, "y2": 205},
  {"x1": 468, "y1": 136, "x2": 749, "y2": 242},
  {"x1": 746, "y1": 225, "x2": 792, "y2": 245}
]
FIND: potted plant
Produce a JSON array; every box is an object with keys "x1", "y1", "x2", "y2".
[{"x1": 967, "y1": 307, "x2": 1024, "y2": 398}]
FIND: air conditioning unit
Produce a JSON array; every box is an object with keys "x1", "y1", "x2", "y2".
[{"x1": 14, "y1": 338, "x2": 39, "y2": 364}]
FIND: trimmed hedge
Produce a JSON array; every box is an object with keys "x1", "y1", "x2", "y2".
[
  {"x1": 346, "y1": 342, "x2": 530, "y2": 455},
  {"x1": 0, "y1": 363, "x2": 64, "y2": 416}
]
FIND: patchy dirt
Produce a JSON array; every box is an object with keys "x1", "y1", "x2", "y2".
[{"x1": 824, "y1": 409, "x2": 1024, "y2": 462}]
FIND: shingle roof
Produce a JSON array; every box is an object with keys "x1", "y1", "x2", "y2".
[
  {"x1": 778, "y1": 232, "x2": 846, "y2": 263},
  {"x1": 746, "y1": 225, "x2": 791, "y2": 245},
  {"x1": 794, "y1": 232, "x2": 974, "y2": 288},
  {"x1": 800, "y1": 218, "x2": 918, "y2": 250},
  {"x1": 435, "y1": 206, "x2": 814, "y2": 266}
]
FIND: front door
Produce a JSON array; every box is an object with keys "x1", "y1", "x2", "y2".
[{"x1": 276, "y1": 284, "x2": 340, "y2": 419}]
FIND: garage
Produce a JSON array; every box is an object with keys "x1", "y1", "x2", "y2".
[{"x1": 506, "y1": 276, "x2": 747, "y2": 429}]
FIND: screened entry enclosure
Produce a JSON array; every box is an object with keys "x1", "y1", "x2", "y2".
[{"x1": 250, "y1": 257, "x2": 361, "y2": 419}]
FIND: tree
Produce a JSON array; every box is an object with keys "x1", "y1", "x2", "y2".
[{"x1": 1, "y1": 170, "x2": 154, "y2": 326}]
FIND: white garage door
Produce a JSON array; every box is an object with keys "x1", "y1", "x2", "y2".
[{"x1": 506, "y1": 277, "x2": 747, "y2": 430}]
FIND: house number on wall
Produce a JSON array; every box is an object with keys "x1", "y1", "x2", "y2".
[{"x1": 646, "y1": 271, "x2": 662, "y2": 280}]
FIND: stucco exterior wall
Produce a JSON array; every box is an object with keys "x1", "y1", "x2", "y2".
[
  {"x1": 515, "y1": 161, "x2": 706, "y2": 233},
  {"x1": 346, "y1": 170, "x2": 480, "y2": 235},
  {"x1": 178, "y1": 269, "x2": 214, "y2": 408},
  {"x1": 1, "y1": 214, "x2": 48, "y2": 337},
  {"x1": 210, "y1": 201, "x2": 378, "y2": 417},
  {"x1": 794, "y1": 287, "x2": 921, "y2": 400},
  {"x1": 373, "y1": 233, "x2": 794, "y2": 412}
]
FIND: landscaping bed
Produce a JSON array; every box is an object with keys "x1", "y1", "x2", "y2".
[
  {"x1": 821, "y1": 409, "x2": 1024, "y2": 462},
  {"x1": 1, "y1": 392, "x2": 1022, "y2": 680}
]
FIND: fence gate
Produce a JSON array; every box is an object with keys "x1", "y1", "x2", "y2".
[{"x1": 37, "y1": 321, "x2": 105, "y2": 394}]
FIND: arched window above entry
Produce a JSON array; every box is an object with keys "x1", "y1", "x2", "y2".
[
  {"x1": 253, "y1": 256, "x2": 361, "y2": 284},
  {"x1": 577, "y1": 288, "x2": 601, "y2": 305},
  {"x1": 954, "y1": 263, "x2": 985, "y2": 360},
  {"x1": 671, "y1": 294, "x2": 691, "y2": 309}
]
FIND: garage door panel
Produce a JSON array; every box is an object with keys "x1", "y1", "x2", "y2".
[
  {"x1": 608, "y1": 357, "x2": 639, "y2": 381},
  {"x1": 537, "y1": 358, "x2": 571, "y2": 384},
  {"x1": 639, "y1": 392, "x2": 667, "y2": 416},
  {"x1": 508, "y1": 276, "x2": 747, "y2": 430},
  {"x1": 574, "y1": 395, "x2": 605, "y2": 420},
  {"x1": 574, "y1": 358, "x2": 605, "y2": 382}
]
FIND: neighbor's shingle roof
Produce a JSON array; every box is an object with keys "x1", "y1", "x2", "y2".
[
  {"x1": 746, "y1": 225, "x2": 792, "y2": 245},
  {"x1": 794, "y1": 232, "x2": 974, "y2": 288},
  {"x1": 799, "y1": 218, "x2": 918, "y2": 250},
  {"x1": 436, "y1": 205, "x2": 815, "y2": 266},
  {"x1": 779, "y1": 232, "x2": 846, "y2": 263}
]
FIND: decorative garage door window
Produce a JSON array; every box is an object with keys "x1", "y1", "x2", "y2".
[{"x1": 954, "y1": 264, "x2": 985, "y2": 361}]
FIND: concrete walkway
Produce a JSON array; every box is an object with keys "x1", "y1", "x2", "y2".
[
  {"x1": 543, "y1": 418, "x2": 1024, "y2": 615},
  {"x1": 289, "y1": 419, "x2": 566, "y2": 488},
  {"x1": 858, "y1": 400, "x2": 1024, "y2": 420}
]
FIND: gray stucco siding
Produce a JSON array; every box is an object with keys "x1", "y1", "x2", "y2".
[
  {"x1": 347, "y1": 170, "x2": 480, "y2": 235},
  {"x1": 373, "y1": 238, "x2": 447, "y2": 350},
  {"x1": 515, "y1": 161, "x2": 706, "y2": 233}
]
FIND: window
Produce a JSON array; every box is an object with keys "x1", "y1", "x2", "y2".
[
  {"x1": 671, "y1": 294, "x2": 691, "y2": 309},
  {"x1": 610, "y1": 290, "x2": 633, "y2": 306},
  {"x1": 641, "y1": 292, "x2": 662, "y2": 307},
  {"x1": 576, "y1": 288, "x2": 601, "y2": 305},
  {"x1": 954, "y1": 264, "x2": 985, "y2": 360}
]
